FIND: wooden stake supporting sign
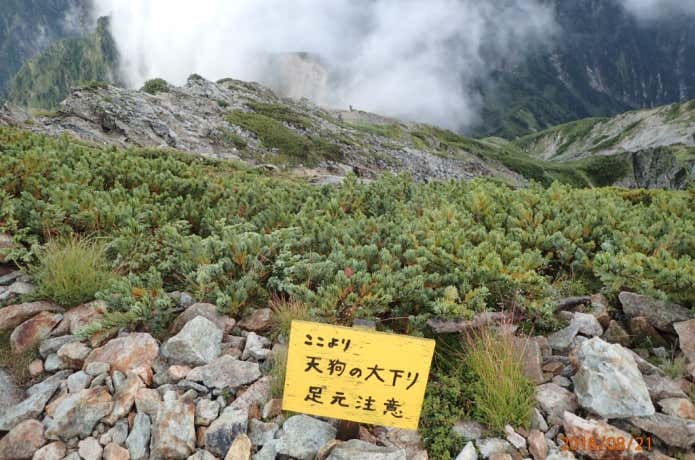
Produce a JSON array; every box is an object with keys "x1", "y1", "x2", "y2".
[{"x1": 282, "y1": 320, "x2": 436, "y2": 430}]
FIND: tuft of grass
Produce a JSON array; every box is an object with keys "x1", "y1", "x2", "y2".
[
  {"x1": 659, "y1": 354, "x2": 687, "y2": 379},
  {"x1": 463, "y1": 329, "x2": 535, "y2": 433},
  {"x1": 269, "y1": 345, "x2": 288, "y2": 399},
  {"x1": 269, "y1": 298, "x2": 313, "y2": 340},
  {"x1": 141, "y1": 78, "x2": 169, "y2": 95},
  {"x1": 31, "y1": 236, "x2": 115, "y2": 308}
]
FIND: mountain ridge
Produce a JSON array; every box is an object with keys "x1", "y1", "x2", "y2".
[{"x1": 2, "y1": 75, "x2": 693, "y2": 189}]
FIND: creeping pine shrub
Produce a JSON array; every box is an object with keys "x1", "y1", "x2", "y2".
[
  {"x1": 141, "y1": 78, "x2": 169, "y2": 95},
  {"x1": 31, "y1": 236, "x2": 115, "y2": 307},
  {"x1": 464, "y1": 329, "x2": 535, "y2": 432}
]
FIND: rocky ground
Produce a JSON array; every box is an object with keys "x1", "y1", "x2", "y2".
[
  {"x1": 0, "y1": 76, "x2": 525, "y2": 186},
  {"x1": 1, "y1": 231, "x2": 695, "y2": 460}
]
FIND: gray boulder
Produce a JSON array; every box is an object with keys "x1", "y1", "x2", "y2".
[
  {"x1": 572, "y1": 337, "x2": 654, "y2": 418},
  {"x1": 150, "y1": 397, "x2": 196, "y2": 459},
  {"x1": 44, "y1": 386, "x2": 113, "y2": 440},
  {"x1": 204, "y1": 407, "x2": 248, "y2": 457},
  {"x1": 187, "y1": 355, "x2": 261, "y2": 390},
  {"x1": 274, "y1": 415, "x2": 337, "y2": 460},
  {"x1": 327, "y1": 439, "x2": 406, "y2": 460},
  {"x1": 618, "y1": 291, "x2": 693, "y2": 332},
  {"x1": 126, "y1": 412, "x2": 151, "y2": 460},
  {"x1": 0, "y1": 371, "x2": 68, "y2": 430},
  {"x1": 161, "y1": 316, "x2": 222, "y2": 366}
]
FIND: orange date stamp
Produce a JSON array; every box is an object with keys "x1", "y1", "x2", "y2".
[{"x1": 559, "y1": 434, "x2": 653, "y2": 452}]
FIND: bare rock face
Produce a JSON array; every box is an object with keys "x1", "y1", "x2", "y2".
[
  {"x1": 0, "y1": 301, "x2": 63, "y2": 332},
  {"x1": 572, "y1": 337, "x2": 654, "y2": 418},
  {"x1": 618, "y1": 291, "x2": 693, "y2": 332},
  {"x1": 0, "y1": 419, "x2": 46, "y2": 460},
  {"x1": 84, "y1": 332, "x2": 159, "y2": 380},
  {"x1": 150, "y1": 396, "x2": 196, "y2": 460},
  {"x1": 562, "y1": 412, "x2": 641, "y2": 459},
  {"x1": 44, "y1": 386, "x2": 114, "y2": 440}
]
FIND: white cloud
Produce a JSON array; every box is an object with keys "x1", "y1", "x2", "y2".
[
  {"x1": 619, "y1": 0, "x2": 695, "y2": 20},
  {"x1": 93, "y1": 0, "x2": 557, "y2": 130}
]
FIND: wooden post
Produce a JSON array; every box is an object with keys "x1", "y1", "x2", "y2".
[{"x1": 336, "y1": 319, "x2": 377, "y2": 441}]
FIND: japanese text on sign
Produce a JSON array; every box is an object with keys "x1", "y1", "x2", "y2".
[{"x1": 282, "y1": 320, "x2": 436, "y2": 429}]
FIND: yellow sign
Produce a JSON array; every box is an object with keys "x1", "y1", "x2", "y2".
[{"x1": 282, "y1": 320, "x2": 436, "y2": 430}]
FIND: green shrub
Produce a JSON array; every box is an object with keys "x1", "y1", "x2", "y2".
[
  {"x1": 31, "y1": 236, "x2": 114, "y2": 307},
  {"x1": 141, "y1": 78, "x2": 169, "y2": 95},
  {"x1": 464, "y1": 329, "x2": 535, "y2": 432},
  {"x1": 227, "y1": 111, "x2": 341, "y2": 164}
]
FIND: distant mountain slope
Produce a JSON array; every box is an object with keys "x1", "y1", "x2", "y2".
[
  {"x1": 6, "y1": 17, "x2": 119, "y2": 109},
  {"x1": 515, "y1": 100, "x2": 695, "y2": 161},
  {"x1": 0, "y1": 0, "x2": 89, "y2": 99},
  {"x1": 475, "y1": 0, "x2": 695, "y2": 138}
]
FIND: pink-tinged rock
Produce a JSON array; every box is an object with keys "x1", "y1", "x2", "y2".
[
  {"x1": 224, "y1": 433, "x2": 251, "y2": 460},
  {"x1": 238, "y1": 308, "x2": 272, "y2": 333},
  {"x1": 52, "y1": 300, "x2": 107, "y2": 336},
  {"x1": 527, "y1": 429, "x2": 548, "y2": 460},
  {"x1": 150, "y1": 397, "x2": 196, "y2": 459},
  {"x1": 0, "y1": 301, "x2": 63, "y2": 332},
  {"x1": 674, "y1": 319, "x2": 695, "y2": 364},
  {"x1": 134, "y1": 388, "x2": 161, "y2": 416},
  {"x1": 562, "y1": 412, "x2": 640, "y2": 459},
  {"x1": 28, "y1": 359, "x2": 44, "y2": 377},
  {"x1": 0, "y1": 418, "x2": 46, "y2": 460},
  {"x1": 657, "y1": 397, "x2": 695, "y2": 419},
  {"x1": 84, "y1": 333, "x2": 159, "y2": 380},
  {"x1": 31, "y1": 441, "x2": 67, "y2": 460},
  {"x1": 170, "y1": 302, "x2": 236, "y2": 334},
  {"x1": 229, "y1": 376, "x2": 270, "y2": 411},
  {"x1": 10, "y1": 311, "x2": 63, "y2": 353},
  {"x1": 56, "y1": 341, "x2": 91, "y2": 369},
  {"x1": 103, "y1": 371, "x2": 144, "y2": 425},
  {"x1": 168, "y1": 365, "x2": 191, "y2": 381},
  {"x1": 103, "y1": 442, "x2": 130, "y2": 460}
]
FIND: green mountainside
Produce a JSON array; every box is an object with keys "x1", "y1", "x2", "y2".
[
  {"x1": 0, "y1": 0, "x2": 89, "y2": 99},
  {"x1": 6, "y1": 16, "x2": 119, "y2": 109},
  {"x1": 476, "y1": 0, "x2": 695, "y2": 138}
]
